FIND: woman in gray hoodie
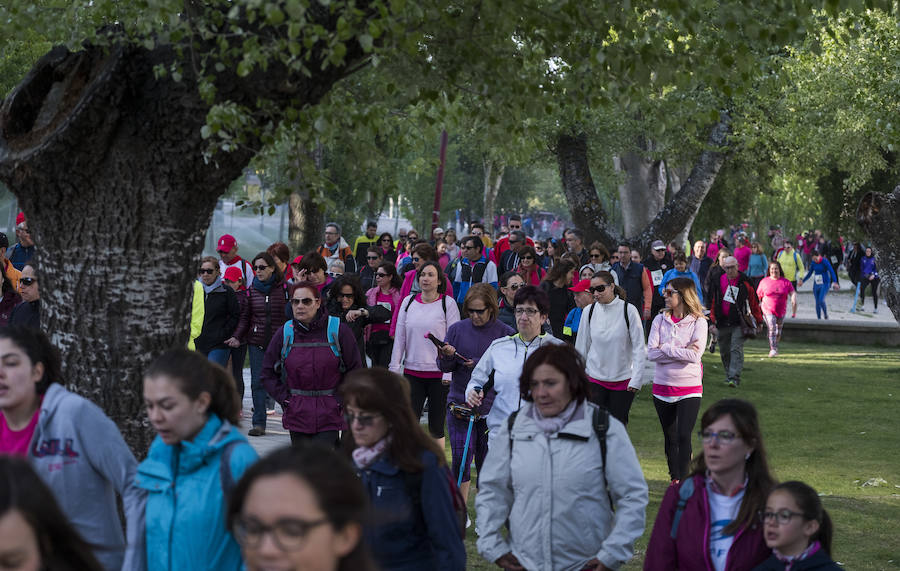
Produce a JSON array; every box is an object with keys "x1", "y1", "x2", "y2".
[{"x1": 0, "y1": 326, "x2": 144, "y2": 571}]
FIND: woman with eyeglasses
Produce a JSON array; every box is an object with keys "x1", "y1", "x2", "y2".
[
  {"x1": 293, "y1": 251, "x2": 334, "y2": 298},
  {"x1": 645, "y1": 399, "x2": 775, "y2": 571},
  {"x1": 438, "y1": 284, "x2": 514, "y2": 504},
  {"x1": 194, "y1": 256, "x2": 241, "y2": 369},
  {"x1": 497, "y1": 271, "x2": 525, "y2": 330},
  {"x1": 9, "y1": 262, "x2": 39, "y2": 330},
  {"x1": 539, "y1": 259, "x2": 577, "y2": 339},
  {"x1": 362, "y1": 262, "x2": 403, "y2": 368},
  {"x1": 390, "y1": 262, "x2": 460, "y2": 447},
  {"x1": 227, "y1": 445, "x2": 378, "y2": 571},
  {"x1": 376, "y1": 232, "x2": 397, "y2": 264},
  {"x1": 575, "y1": 271, "x2": 646, "y2": 426},
  {"x1": 228, "y1": 252, "x2": 290, "y2": 437},
  {"x1": 586, "y1": 241, "x2": 616, "y2": 277},
  {"x1": 466, "y1": 286, "x2": 565, "y2": 448},
  {"x1": 515, "y1": 244, "x2": 544, "y2": 285},
  {"x1": 330, "y1": 275, "x2": 393, "y2": 367},
  {"x1": 138, "y1": 349, "x2": 259, "y2": 571},
  {"x1": 0, "y1": 264, "x2": 23, "y2": 327},
  {"x1": 648, "y1": 277, "x2": 708, "y2": 482},
  {"x1": 261, "y1": 281, "x2": 363, "y2": 448},
  {"x1": 340, "y1": 368, "x2": 466, "y2": 571}
]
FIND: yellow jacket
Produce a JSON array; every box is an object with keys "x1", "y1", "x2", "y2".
[{"x1": 187, "y1": 280, "x2": 204, "y2": 351}]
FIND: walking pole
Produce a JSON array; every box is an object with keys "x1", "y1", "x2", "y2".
[
  {"x1": 849, "y1": 282, "x2": 860, "y2": 313},
  {"x1": 458, "y1": 413, "x2": 476, "y2": 487}
]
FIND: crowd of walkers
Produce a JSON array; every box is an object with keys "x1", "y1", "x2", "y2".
[{"x1": 0, "y1": 214, "x2": 860, "y2": 570}]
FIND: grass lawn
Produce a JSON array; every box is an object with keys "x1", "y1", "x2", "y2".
[{"x1": 451, "y1": 340, "x2": 900, "y2": 570}]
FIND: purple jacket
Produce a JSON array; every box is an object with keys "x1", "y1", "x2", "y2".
[
  {"x1": 644, "y1": 474, "x2": 769, "y2": 571},
  {"x1": 437, "y1": 318, "x2": 514, "y2": 413},
  {"x1": 260, "y1": 308, "x2": 363, "y2": 434},
  {"x1": 233, "y1": 280, "x2": 290, "y2": 347}
]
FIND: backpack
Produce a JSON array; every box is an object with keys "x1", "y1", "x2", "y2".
[
  {"x1": 669, "y1": 476, "x2": 697, "y2": 539},
  {"x1": 587, "y1": 299, "x2": 631, "y2": 331},
  {"x1": 405, "y1": 293, "x2": 448, "y2": 316},
  {"x1": 279, "y1": 315, "x2": 345, "y2": 376},
  {"x1": 507, "y1": 405, "x2": 614, "y2": 509},
  {"x1": 403, "y1": 464, "x2": 468, "y2": 539}
]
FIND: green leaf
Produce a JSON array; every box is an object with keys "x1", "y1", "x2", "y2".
[{"x1": 358, "y1": 33, "x2": 374, "y2": 52}]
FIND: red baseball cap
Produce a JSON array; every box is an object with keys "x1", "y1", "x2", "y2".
[
  {"x1": 217, "y1": 234, "x2": 237, "y2": 253},
  {"x1": 291, "y1": 255, "x2": 304, "y2": 265},
  {"x1": 569, "y1": 278, "x2": 592, "y2": 293},
  {"x1": 15, "y1": 212, "x2": 25, "y2": 225},
  {"x1": 223, "y1": 267, "x2": 243, "y2": 282}
]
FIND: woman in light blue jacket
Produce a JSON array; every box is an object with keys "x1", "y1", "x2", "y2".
[{"x1": 136, "y1": 349, "x2": 258, "y2": 571}]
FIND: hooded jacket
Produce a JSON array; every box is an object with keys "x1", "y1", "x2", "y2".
[
  {"x1": 575, "y1": 298, "x2": 646, "y2": 389},
  {"x1": 647, "y1": 312, "x2": 708, "y2": 393},
  {"x1": 644, "y1": 474, "x2": 769, "y2": 571},
  {"x1": 261, "y1": 308, "x2": 363, "y2": 433},
  {"x1": 194, "y1": 281, "x2": 240, "y2": 353},
  {"x1": 135, "y1": 414, "x2": 258, "y2": 571},
  {"x1": 465, "y1": 333, "x2": 565, "y2": 433},
  {"x1": 476, "y1": 401, "x2": 648, "y2": 571},
  {"x1": 26, "y1": 384, "x2": 145, "y2": 571}
]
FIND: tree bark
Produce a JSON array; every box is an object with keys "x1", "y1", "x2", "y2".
[
  {"x1": 556, "y1": 132, "x2": 622, "y2": 249},
  {"x1": 857, "y1": 186, "x2": 900, "y2": 323},
  {"x1": 288, "y1": 143, "x2": 325, "y2": 255},
  {"x1": 615, "y1": 141, "x2": 666, "y2": 236},
  {"x1": 0, "y1": 25, "x2": 367, "y2": 453},
  {"x1": 482, "y1": 158, "x2": 504, "y2": 226}
]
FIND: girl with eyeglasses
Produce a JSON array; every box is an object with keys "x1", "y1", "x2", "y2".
[
  {"x1": 515, "y1": 244, "x2": 545, "y2": 286},
  {"x1": 138, "y1": 349, "x2": 259, "y2": 571},
  {"x1": 340, "y1": 368, "x2": 466, "y2": 571},
  {"x1": 647, "y1": 277, "x2": 708, "y2": 481},
  {"x1": 645, "y1": 399, "x2": 776, "y2": 571},
  {"x1": 194, "y1": 256, "x2": 241, "y2": 369},
  {"x1": 228, "y1": 252, "x2": 290, "y2": 437},
  {"x1": 362, "y1": 263, "x2": 403, "y2": 368},
  {"x1": 227, "y1": 445, "x2": 378, "y2": 571},
  {"x1": 497, "y1": 271, "x2": 525, "y2": 330},
  {"x1": 260, "y1": 281, "x2": 363, "y2": 448},
  {"x1": 574, "y1": 271, "x2": 646, "y2": 426},
  {"x1": 753, "y1": 482, "x2": 839, "y2": 571}
]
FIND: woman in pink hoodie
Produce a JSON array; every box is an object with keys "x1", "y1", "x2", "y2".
[{"x1": 648, "y1": 277, "x2": 708, "y2": 482}]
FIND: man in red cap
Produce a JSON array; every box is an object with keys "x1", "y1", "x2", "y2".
[
  {"x1": 562, "y1": 278, "x2": 594, "y2": 343},
  {"x1": 217, "y1": 233, "x2": 254, "y2": 282},
  {"x1": 10, "y1": 213, "x2": 35, "y2": 271}
]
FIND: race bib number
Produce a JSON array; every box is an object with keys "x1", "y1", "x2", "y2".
[
  {"x1": 724, "y1": 285, "x2": 739, "y2": 305},
  {"x1": 814, "y1": 274, "x2": 824, "y2": 285},
  {"x1": 830, "y1": 256, "x2": 838, "y2": 265},
  {"x1": 651, "y1": 269, "x2": 664, "y2": 286}
]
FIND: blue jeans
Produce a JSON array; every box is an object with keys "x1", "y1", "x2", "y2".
[
  {"x1": 248, "y1": 345, "x2": 270, "y2": 428},
  {"x1": 813, "y1": 283, "x2": 829, "y2": 319},
  {"x1": 204, "y1": 348, "x2": 230, "y2": 368}
]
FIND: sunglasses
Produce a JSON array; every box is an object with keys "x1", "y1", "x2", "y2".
[
  {"x1": 590, "y1": 254, "x2": 603, "y2": 259},
  {"x1": 506, "y1": 283, "x2": 524, "y2": 290},
  {"x1": 253, "y1": 265, "x2": 269, "y2": 272},
  {"x1": 663, "y1": 289, "x2": 679, "y2": 297},
  {"x1": 375, "y1": 273, "x2": 389, "y2": 278},
  {"x1": 199, "y1": 268, "x2": 216, "y2": 275},
  {"x1": 520, "y1": 256, "x2": 534, "y2": 260},
  {"x1": 290, "y1": 298, "x2": 316, "y2": 306},
  {"x1": 344, "y1": 412, "x2": 382, "y2": 427},
  {"x1": 467, "y1": 307, "x2": 489, "y2": 315},
  {"x1": 336, "y1": 293, "x2": 355, "y2": 299},
  {"x1": 19, "y1": 277, "x2": 38, "y2": 286},
  {"x1": 366, "y1": 256, "x2": 380, "y2": 260},
  {"x1": 590, "y1": 285, "x2": 610, "y2": 293}
]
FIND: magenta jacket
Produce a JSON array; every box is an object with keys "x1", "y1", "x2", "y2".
[{"x1": 644, "y1": 475, "x2": 769, "y2": 571}]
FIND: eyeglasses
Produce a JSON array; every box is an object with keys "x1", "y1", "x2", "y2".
[
  {"x1": 758, "y1": 509, "x2": 805, "y2": 525},
  {"x1": 19, "y1": 277, "x2": 38, "y2": 286},
  {"x1": 461, "y1": 245, "x2": 475, "y2": 251},
  {"x1": 233, "y1": 516, "x2": 328, "y2": 551},
  {"x1": 199, "y1": 268, "x2": 216, "y2": 275},
  {"x1": 367, "y1": 256, "x2": 380, "y2": 260},
  {"x1": 467, "y1": 307, "x2": 489, "y2": 315},
  {"x1": 506, "y1": 283, "x2": 524, "y2": 290},
  {"x1": 381, "y1": 238, "x2": 392, "y2": 242},
  {"x1": 324, "y1": 231, "x2": 338, "y2": 236},
  {"x1": 698, "y1": 430, "x2": 739, "y2": 444},
  {"x1": 663, "y1": 289, "x2": 679, "y2": 297},
  {"x1": 290, "y1": 298, "x2": 316, "y2": 306},
  {"x1": 520, "y1": 256, "x2": 534, "y2": 260},
  {"x1": 344, "y1": 412, "x2": 383, "y2": 427},
  {"x1": 254, "y1": 265, "x2": 269, "y2": 272},
  {"x1": 336, "y1": 293, "x2": 355, "y2": 299},
  {"x1": 514, "y1": 307, "x2": 539, "y2": 316},
  {"x1": 723, "y1": 265, "x2": 738, "y2": 270},
  {"x1": 590, "y1": 285, "x2": 609, "y2": 293},
  {"x1": 590, "y1": 254, "x2": 603, "y2": 259}
]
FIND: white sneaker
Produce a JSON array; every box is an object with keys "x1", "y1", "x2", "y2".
[
  {"x1": 874, "y1": 307, "x2": 878, "y2": 314},
  {"x1": 768, "y1": 349, "x2": 777, "y2": 358},
  {"x1": 466, "y1": 515, "x2": 472, "y2": 529}
]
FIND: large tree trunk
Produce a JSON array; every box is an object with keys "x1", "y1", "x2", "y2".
[
  {"x1": 288, "y1": 143, "x2": 325, "y2": 255},
  {"x1": 615, "y1": 141, "x2": 667, "y2": 236},
  {"x1": 857, "y1": 187, "x2": 900, "y2": 323},
  {"x1": 556, "y1": 132, "x2": 622, "y2": 249},
  {"x1": 482, "y1": 158, "x2": 504, "y2": 226},
  {"x1": 0, "y1": 27, "x2": 367, "y2": 452}
]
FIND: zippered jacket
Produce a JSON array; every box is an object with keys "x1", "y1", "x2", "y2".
[{"x1": 233, "y1": 279, "x2": 290, "y2": 347}]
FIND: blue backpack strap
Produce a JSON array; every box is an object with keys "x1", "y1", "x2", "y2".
[
  {"x1": 281, "y1": 322, "x2": 294, "y2": 361},
  {"x1": 326, "y1": 315, "x2": 341, "y2": 358},
  {"x1": 219, "y1": 440, "x2": 242, "y2": 498},
  {"x1": 670, "y1": 477, "x2": 696, "y2": 539}
]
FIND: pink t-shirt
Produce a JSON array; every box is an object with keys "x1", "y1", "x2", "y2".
[
  {"x1": 0, "y1": 406, "x2": 41, "y2": 457},
  {"x1": 756, "y1": 277, "x2": 795, "y2": 318},
  {"x1": 734, "y1": 246, "x2": 751, "y2": 272},
  {"x1": 371, "y1": 291, "x2": 394, "y2": 333}
]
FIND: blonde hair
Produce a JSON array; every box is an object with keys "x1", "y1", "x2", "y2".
[{"x1": 664, "y1": 277, "x2": 705, "y2": 318}]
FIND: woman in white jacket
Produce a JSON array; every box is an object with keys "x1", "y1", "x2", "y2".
[
  {"x1": 475, "y1": 343, "x2": 648, "y2": 571},
  {"x1": 574, "y1": 271, "x2": 646, "y2": 426},
  {"x1": 647, "y1": 277, "x2": 708, "y2": 482}
]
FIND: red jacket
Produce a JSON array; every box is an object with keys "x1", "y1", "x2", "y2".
[
  {"x1": 644, "y1": 475, "x2": 769, "y2": 571},
  {"x1": 489, "y1": 235, "x2": 534, "y2": 265}
]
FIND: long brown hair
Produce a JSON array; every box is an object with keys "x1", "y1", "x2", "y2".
[
  {"x1": 145, "y1": 349, "x2": 241, "y2": 425},
  {"x1": 663, "y1": 277, "x2": 705, "y2": 318},
  {"x1": 691, "y1": 399, "x2": 776, "y2": 535},
  {"x1": 339, "y1": 368, "x2": 445, "y2": 473}
]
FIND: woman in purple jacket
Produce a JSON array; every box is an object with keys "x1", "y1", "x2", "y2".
[
  {"x1": 260, "y1": 281, "x2": 363, "y2": 448},
  {"x1": 645, "y1": 399, "x2": 775, "y2": 571},
  {"x1": 437, "y1": 283, "x2": 514, "y2": 504}
]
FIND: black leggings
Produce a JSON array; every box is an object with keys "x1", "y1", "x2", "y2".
[
  {"x1": 587, "y1": 383, "x2": 636, "y2": 426},
  {"x1": 406, "y1": 374, "x2": 450, "y2": 438},
  {"x1": 860, "y1": 277, "x2": 880, "y2": 308},
  {"x1": 653, "y1": 397, "x2": 702, "y2": 481},
  {"x1": 290, "y1": 430, "x2": 340, "y2": 449}
]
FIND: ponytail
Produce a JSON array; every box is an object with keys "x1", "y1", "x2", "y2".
[
  {"x1": 613, "y1": 285, "x2": 627, "y2": 301},
  {"x1": 145, "y1": 349, "x2": 241, "y2": 425},
  {"x1": 770, "y1": 481, "x2": 834, "y2": 556}
]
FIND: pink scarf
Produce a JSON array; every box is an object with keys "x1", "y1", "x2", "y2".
[{"x1": 352, "y1": 435, "x2": 392, "y2": 469}]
